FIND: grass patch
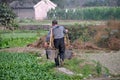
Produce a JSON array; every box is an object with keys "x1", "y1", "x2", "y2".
[
  {"x1": 64, "y1": 57, "x2": 110, "y2": 78},
  {"x1": 64, "y1": 58, "x2": 94, "y2": 78}
]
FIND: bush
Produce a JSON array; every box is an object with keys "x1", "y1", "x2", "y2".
[{"x1": 66, "y1": 24, "x2": 91, "y2": 42}]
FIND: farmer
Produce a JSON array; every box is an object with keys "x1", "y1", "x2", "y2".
[{"x1": 44, "y1": 20, "x2": 68, "y2": 67}]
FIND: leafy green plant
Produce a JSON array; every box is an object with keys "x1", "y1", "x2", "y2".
[
  {"x1": 0, "y1": 36, "x2": 37, "y2": 48},
  {"x1": 0, "y1": 52, "x2": 81, "y2": 80},
  {"x1": 0, "y1": 30, "x2": 47, "y2": 48}
]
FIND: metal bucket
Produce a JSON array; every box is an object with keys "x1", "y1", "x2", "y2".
[
  {"x1": 45, "y1": 49, "x2": 58, "y2": 60},
  {"x1": 46, "y1": 49, "x2": 73, "y2": 60},
  {"x1": 64, "y1": 49, "x2": 73, "y2": 59}
]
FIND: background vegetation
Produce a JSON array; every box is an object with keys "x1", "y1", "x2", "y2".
[
  {"x1": 48, "y1": 7, "x2": 120, "y2": 20},
  {"x1": 0, "y1": 3, "x2": 16, "y2": 28}
]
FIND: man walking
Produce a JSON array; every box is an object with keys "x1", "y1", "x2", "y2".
[{"x1": 44, "y1": 20, "x2": 68, "y2": 67}]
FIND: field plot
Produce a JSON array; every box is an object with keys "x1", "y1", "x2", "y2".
[
  {"x1": 0, "y1": 1, "x2": 120, "y2": 80},
  {"x1": 0, "y1": 20, "x2": 120, "y2": 80},
  {"x1": 0, "y1": 30, "x2": 48, "y2": 48}
]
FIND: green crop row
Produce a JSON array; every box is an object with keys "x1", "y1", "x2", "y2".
[
  {"x1": 0, "y1": 30, "x2": 48, "y2": 48},
  {"x1": 0, "y1": 52, "x2": 82, "y2": 80},
  {"x1": 48, "y1": 7, "x2": 120, "y2": 20},
  {"x1": 0, "y1": 37, "x2": 37, "y2": 48}
]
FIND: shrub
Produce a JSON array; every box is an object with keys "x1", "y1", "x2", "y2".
[{"x1": 66, "y1": 24, "x2": 91, "y2": 42}]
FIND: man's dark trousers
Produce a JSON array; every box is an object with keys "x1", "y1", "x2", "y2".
[{"x1": 54, "y1": 37, "x2": 65, "y2": 66}]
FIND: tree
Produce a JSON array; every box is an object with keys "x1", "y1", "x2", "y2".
[
  {"x1": 51, "y1": 0, "x2": 65, "y2": 8},
  {"x1": 83, "y1": 0, "x2": 120, "y2": 7},
  {"x1": 117, "y1": 0, "x2": 120, "y2": 6},
  {"x1": 0, "y1": 0, "x2": 40, "y2": 4},
  {"x1": 0, "y1": 0, "x2": 13, "y2": 4},
  {"x1": 0, "y1": 3, "x2": 16, "y2": 29}
]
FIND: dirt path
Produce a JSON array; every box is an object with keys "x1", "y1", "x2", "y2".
[{"x1": 0, "y1": 47, "x2": 45, "y2": 54}]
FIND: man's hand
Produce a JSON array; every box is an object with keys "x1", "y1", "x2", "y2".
[
  {"x1": 65, "y1": 29, "x2": 68, "y2": 33},
  {"x1": 44, "y1": 42, "x2": 49, "y2": 48}
]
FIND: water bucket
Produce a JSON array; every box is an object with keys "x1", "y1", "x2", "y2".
[
  {"x1": 46, "y1": 49, "x2": 73, "y2": 60},
  {"x1": 45, "y1": 49, "x2": 58, "y2": 60},
  {"x1": 64, "y1": 49, "x2": 73, "y2": 59}
]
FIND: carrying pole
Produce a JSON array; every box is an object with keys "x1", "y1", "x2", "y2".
[{"x1": 49, "y1": 28, "x2": 53, "y2": 48}]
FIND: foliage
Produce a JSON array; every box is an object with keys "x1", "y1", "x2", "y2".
[
  {"x1": 0, "y1": 52, "x2": 72, "y2": 80},
  {"x1": 83, "y1": 0, "x2": 120, "y2": 7},
  {"x1": 48, "y1": 7, "x2": 120, "y2": 20},
  {"x1": 51, "y1": 0, "x2": 65, "y2": 8},
  {"x1": 1, "y1": 0, "x2": 119, "y2": 8},
  {"x1": 83, "y1": 0, "x2": 107, "y2": 7},
  {"x1": 0, "y1": 30, "x2": 47, "y2": 48},
  {"x1": 64, "y1": 57, "x2": 110, "y2": 79},
  {"x1": 0, "y1": 37, "x2": 37, "y2": 48},
  {"x1": 0, "y1": 3, "x2": 16, "y2": 27},
  {"x1": 0, "y1": 52, "x2": 88, "y2": 80},
  {"x1": 0, "y1": 0, "x2": 40, "y2": 4},
  {"x1": 66, "y1": 24, "x2": 91, "y2": 42}
]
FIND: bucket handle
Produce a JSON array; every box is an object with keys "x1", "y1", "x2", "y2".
[{"x1": 64, "y1": 34, "x2": 70, "y2": 47}]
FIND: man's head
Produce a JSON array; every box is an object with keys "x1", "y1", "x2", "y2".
[{"x1": 52, "y1": 20, "x2": 58, "y2": 26}]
